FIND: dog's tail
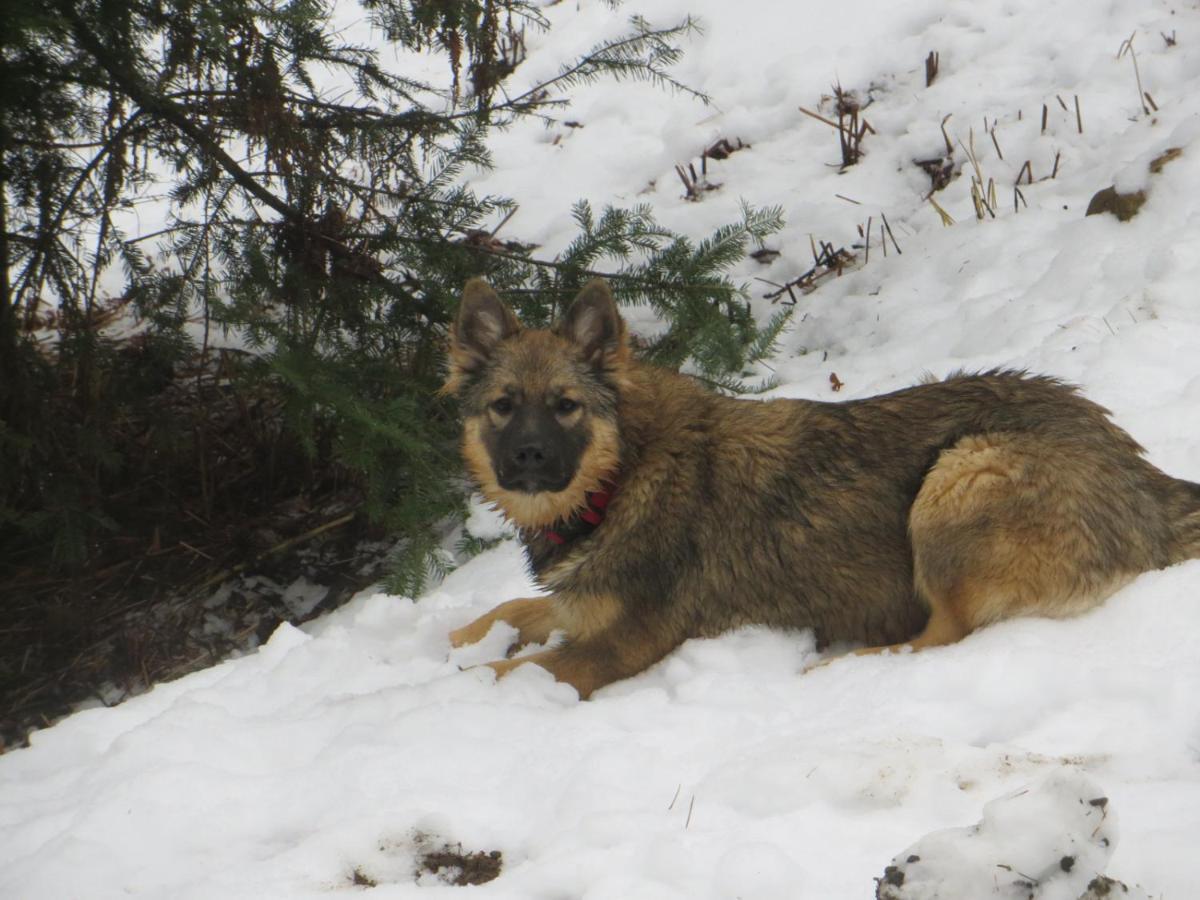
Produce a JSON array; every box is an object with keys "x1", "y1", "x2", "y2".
[{"x1": 1168, "y1": 477, "x2": 1200, "y2": 565}]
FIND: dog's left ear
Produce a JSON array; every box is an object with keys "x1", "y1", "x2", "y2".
[
  {"x1": 558, "y1": 279, "x2": 629, "y2": 371},
  {"x1": 443, "y1": 278, "x2": 521, "y2": 395}
]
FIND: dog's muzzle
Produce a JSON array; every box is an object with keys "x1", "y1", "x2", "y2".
[{"x1": 498, "y1": 441, "x2": 572, "y2": 493}]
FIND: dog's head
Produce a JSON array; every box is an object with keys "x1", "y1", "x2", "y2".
[{"x1": 443, "y1": 278, "x2": 629, "y2": 529}]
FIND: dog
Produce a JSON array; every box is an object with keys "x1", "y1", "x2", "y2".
[{"x1": 442, "y1": 277, "x2": 1200, "y2": 698}]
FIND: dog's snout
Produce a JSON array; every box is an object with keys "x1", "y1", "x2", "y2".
[
  {"x1": 495, "y1": 407, "x2": 575, "y2": 493},
  {"x1": 511, "y1": 443, "x2": 548, "y2": 470}
]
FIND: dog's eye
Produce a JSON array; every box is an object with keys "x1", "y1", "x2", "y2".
[
  {"x1": 491, "y1": 397, "x2": 513, "y2": 415},
  {"x1": 556, "y1": 398, "x2": 579, "y2": 415}
]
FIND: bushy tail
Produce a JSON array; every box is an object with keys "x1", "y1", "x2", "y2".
[{"x1": 1169, "y1": 478, "x2": 1200, "y2": 564}]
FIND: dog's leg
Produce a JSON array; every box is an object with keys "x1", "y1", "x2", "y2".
[
  {"x1": 483, "y1": 646, "x2": 611, "y2": 699},
  {"x1": 483, "y1": 634, "x2": 667, "y2": 699},
  {"x1": 823, "y1": 431, "x2": 1138, "y2": 667},
  {"x1": 843, "y1": 605, "x2": 970, "y2": 659},
  {"x1": 832, "y1": 436, "x2": 1032, "y2": 664},
  {"x1": 449, "y1": 596, "x2": 559, "y2": 650},
  {"x1": 908, "y1": 432, "x2": 1134, "y2": 628},
  {"x1": 480, "y1": 603, "x2": 678, "y2": 699}
]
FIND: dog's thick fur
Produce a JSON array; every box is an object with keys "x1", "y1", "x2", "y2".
[{"x1": 443, "y1": 278, "x2": 1200, "y2": 697}]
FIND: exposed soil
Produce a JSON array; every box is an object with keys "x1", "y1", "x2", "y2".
[{"x1": 418, "y1": 845, "x2": 504, "y2": 887}]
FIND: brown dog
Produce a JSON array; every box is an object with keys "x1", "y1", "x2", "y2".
[{"x1": 442, "y1": 278, "x2": 1200, "y2": 697}]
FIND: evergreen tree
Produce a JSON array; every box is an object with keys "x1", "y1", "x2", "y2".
[{"x1": 0, "y1": 0, "x2": 786, "y2": 591}]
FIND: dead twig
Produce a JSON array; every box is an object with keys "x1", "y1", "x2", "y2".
[
  {"x1": 798, "y1": 105, "x2": 844, "y2": 131},
  {"x1": 488, "y1": 207, "x2": 517, "y2": 238},
  {"x1": 760, "y1": 240, "x2": 856, "y2": 304}
]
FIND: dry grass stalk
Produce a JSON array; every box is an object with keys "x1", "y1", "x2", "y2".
[
  {"x1": 799, "y1": 83, "x2": 874, "y2": 169},
  {"x1": 674, "y1": 162, "x2": 720, "y2": 201},
  {"x1": 925, "y1": 51, "x2": 939, "y2": 87},
  {"x1": 1117, "y1": 33, "x2": 1151, "y2": 115},
  {"x1": 880, "y1": 212, "x2": 902, "y2": 255},
  {"x1": 989, "y1": 127, "x2": 1004, "y2": 161},
  {"x1": 928, "y1": 195, "x2": 955, "y2": 226},
  {"x1": 959, "y1": 130, "x2": 997, "y2": 220},
  {"x1": 835, "y1": 86, "x2": 872, "y2": 167}
]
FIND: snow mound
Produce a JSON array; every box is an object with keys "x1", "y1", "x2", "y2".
[{"x1": 876, "y1": 771, "x2": 1147, "y2": 900}]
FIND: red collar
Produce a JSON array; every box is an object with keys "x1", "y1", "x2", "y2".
[{"x1": 542, "y1": 482, "x2": 616, "y2": 545}]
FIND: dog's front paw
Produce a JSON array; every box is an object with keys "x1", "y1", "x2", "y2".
[
  {"x1": 448, "y1": 617, "x2": 497, "y2": 649},
  {"x1": 483, "y1": 658, "x2": 517, "y2": 679},
  {"x1": 448, "y1": 597, "x2": 558, "y2": 651}
]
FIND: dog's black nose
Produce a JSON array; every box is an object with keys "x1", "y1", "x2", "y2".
[{"x1": 511, "y1": 443, "x2": 548, "y2": 471}]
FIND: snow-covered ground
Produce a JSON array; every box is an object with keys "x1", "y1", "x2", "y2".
[{"x1": 5, "y1": 0, "x2": 1200, "y2": 896}]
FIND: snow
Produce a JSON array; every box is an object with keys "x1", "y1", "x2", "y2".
[
  {"x1": 876, "y1": 770, "x2": 1129, "y2": 900},
  {"x1": 5, "y1": 0, "x2": 1200, "y2": 897}
]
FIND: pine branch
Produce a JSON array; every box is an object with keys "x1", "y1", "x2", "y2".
[{"x1": 506, "y1": 16, "x2": 710, "y2": 108}]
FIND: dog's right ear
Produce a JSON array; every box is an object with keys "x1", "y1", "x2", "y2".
[
  {"x1": 442, "y1": 279, "x2": 521, "y2": 395},
  {"x1": 558, "y1": 279, "x2": 629, "y2": 373}
]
